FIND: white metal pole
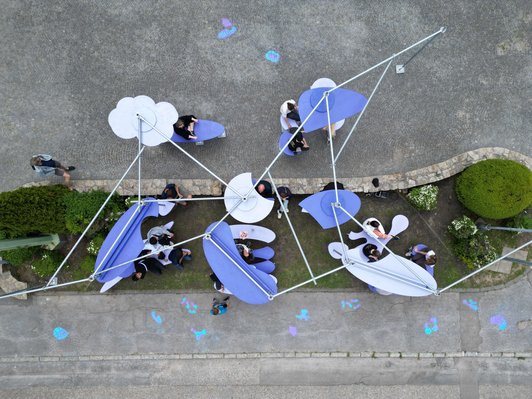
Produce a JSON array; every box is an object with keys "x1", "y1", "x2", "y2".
[
  {"x1": 45, "y1": 147, "x2": 146, "y2": 286},
  {"x1": 136, "y1": 196, "x2": 241, "y2": 203},
  {"x1": 273, "y1": 263, "x2": 349, "y2": 297},
  {"x1": 0, "y1": 278, "x2": 92, "y2": 300},
  {"x1": 330, "y1": 203, "x2": 350, "y2": 264},
  {"x1": 325, "y1": 94, "x2": 340, "y2": 204},
  {"x1": 207, "y1": 236, "x2": 274, "y2": 299},
  {"x1": 91, "y1": 233, "x2": 207, "y2": 278},
  {"x1": 335, "y1": 59, "x2": 394, "y2": 163},
  {"x1": 331, "y1": 27, "x2": 446, "y2": 92},
  {"x1": 268, "y1": 171, "x2": 317, "y2": 284},
  {"x1": 437, "y1": 240, "x2": 532, "y2": 294},
  {"x1": 137, "y1": 115, "x2": 142, "y2": 210}
]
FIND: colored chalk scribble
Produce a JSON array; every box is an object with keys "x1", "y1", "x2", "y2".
[
  {"x1": 423, "y1": 317, "x2": 439, "y2": 335},
  {"x1": 218, "y1": 18, "x2": 237, "y2": 40},
  {"x1": 181, "y1": 296, "x2": 198, "y2": 314},
  {"x1": 296, "y1": 309, "x2": 310, "y2": 321},
  {"x1": 53, "y1": 327, "x2": 69, "y2": 341},
  {"x1": 265, "y1": 50, "x2": 280, "y2": 63},
  {"x1": 288, "y1": 325, "x2": 298, "y2": 336},
  {"x1": 151, "y1": 310, "x2": 163, "y2": 325},
  {"x1": 462, "y1": 298, "x2": 478, "y2": 311},
  {"x1": 490, "y1": 314, "x2": 507, "y2": 331},
  {"x1": 191, "y1": 328, "x2": 207, "y2": 341},
  {"x1": 341, "y1": 299, "x2": 361, "y2": 310}
]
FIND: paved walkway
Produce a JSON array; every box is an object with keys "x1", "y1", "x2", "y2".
[
  {"x1": 0, "y1": 272, "x2": 530, "y2": 396},
  {"x1": 1, "y1": 0, "x2": 531, "y2": 192}
]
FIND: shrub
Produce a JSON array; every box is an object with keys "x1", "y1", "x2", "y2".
[
  {"x1": 511, "y1": 211, "x2": 532, "y2": 230},
  {"x1": 0, "y1": 185, "x2": 70, "y2": 238},
  {"x1": 63, "y1": 191, "x2": 126, "y2": 236},
  {"x1": 31, "y1": 250, "x2": 64, "y2": 278},
  {"x1": 406, "y1": 184, "x2": 439, "y2": 211},
  {"x1": 448, "y1": 215, "x2": 478, "y2": 239},
  {"x1": 456, "y1": 159, "x2": 532, "y2": 219},
  {"x1": 71, "y1": 255, "x2": 96, "y2": 280},
  {"x1": 452, "y1": 233, "x2": 498, "y2": 270},
  {"x1": 0, "y1": 246, "x2": 42, "y2": 267},
  {"x1": 87, "y1": 234, "x2": 105, "y2": 256}
]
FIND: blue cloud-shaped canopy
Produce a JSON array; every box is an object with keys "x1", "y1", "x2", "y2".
[
  {"x1": 203, "y1": 221, "x2": 277, "y2": 304},
  {"x1": 297, "y1": 87, "x2": 367, "y2": 132},
  {"x1": 299, "y1": 190, "x2": 361, "y2": 229}
]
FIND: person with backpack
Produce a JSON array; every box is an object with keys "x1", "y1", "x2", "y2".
[{"x1": 30, "y1": 154, "x2": 75, "y2": 186}]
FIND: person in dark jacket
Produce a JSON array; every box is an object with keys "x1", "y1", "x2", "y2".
[
  {"x1": 362, "y1": 243, "x2": 381, "y2": 262},
  {"x1": 132, "y1": 252, "x2": 165, "y2": 281},
  {"x1": 173, "y1": 115, "x2": 198, "y2": 140}
]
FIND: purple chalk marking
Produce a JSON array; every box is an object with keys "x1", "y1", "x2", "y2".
[
  {"x1": 221, "y1": 18, "x2": 233, "y2": 28},
  {"x1": 288, "y1": 325, "x2": 298, "y2": 336},
  {"x1": 490, "y1": 314, "x2": 507, "y2": 331},
  {"x1": 341, "y1": 299, "x2": 361, "y2": 310},
  {"x1": 53, "y1": 327, "x2": 69, "y2": 341},
  {"x1": 265, "y1": 50, "x2": 280, "y2": 63},
  {"x1": 218, "y1": 26, "x2": 237, "y2": 40},
  {"x1": 181, "y1": 298, "x2": 198, "y2": 315},
  {"x1": 151, "y1": 311, "x2": 163, "y2": 325},
  {"x1": 296, "y1": 309, "x2": 310, "y2": 321}
]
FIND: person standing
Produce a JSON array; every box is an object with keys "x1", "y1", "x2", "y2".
[
  {"x1": 30, "y1": 154, "x2": 75, "y2": 186},
  {"x1": 276, "y1": 186, "x2": 293, "y2": 219}
]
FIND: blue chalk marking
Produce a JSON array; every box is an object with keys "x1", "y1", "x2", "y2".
[
  {"x1": 151, "y1": 311, "x2": 163, "y2": 325},
  {"x1": 265, "y1": 50, "x2": 280, "y2": 63},
  {"x1": 191, "y1": 328, "x2": 207, "y2": 341},
  {"x1": 218, "y1": 26, "x2": 237, "y2": 40},
  {"x1": 53, "y1": 327, "x2": 69, "y2": 341},
  {"x1": 462, "y1": 298, "x2": 478, "y2": 311},
  {"x1": 341, "y1": 299, "x2": 360, "y2": 310},
  {"x1": 296, "y1": 309, "x2": 310, "y2": 321},
  {"x1": 423, "y1": 317, "x2": 438, "y2": 335},
  {"x1": 490, "y1": 314, "x2": 507, "y2": 331}
]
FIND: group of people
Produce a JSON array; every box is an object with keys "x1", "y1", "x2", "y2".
[{"x1": 255, "y1": 180, "x2": 292, "y2": 219}]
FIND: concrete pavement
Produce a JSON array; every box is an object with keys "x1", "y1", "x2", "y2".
[{"x1": 0, "y1": 0, "x2": 530, "y2": 192}]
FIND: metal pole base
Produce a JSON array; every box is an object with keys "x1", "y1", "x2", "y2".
[{"x1": 396, "y1": 64, "x2": 405, "y2": 74}]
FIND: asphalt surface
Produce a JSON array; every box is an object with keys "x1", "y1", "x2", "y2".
[{"x1": 1, "y1": 0, "x2": 531, "y2": 192}]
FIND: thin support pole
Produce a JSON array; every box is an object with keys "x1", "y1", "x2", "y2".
[
  {"x1": 273, "y1": 263, "x2": 349, "y2": 297},
  {"x1": 479, "y1": 225, "x2": 532, "y2": 234},
  {"x1": 91, "y1": 233, "x2": 207, "y2": 278},
  {"x1": 437, "y1": 240, "x2": 532, "y2": 294},
  {"x1": 398, "y1": 29, "x2": 445, "y2": 71},
  {"x1": 137, "y1": 114, "x2": 242, "y2": 199},
  {"x1": 331, "y1": 27, "x2": 446, "y2": 92},
  {"x1": 330, "y1": 203, "x2": 349, "y2": 265},
  {"x1": 0, "y1": 278, "x2": 92, "y2": 300},
  {"x1": 137, "y1": 115, "x2": 142, "y2": 210},
  {"x1": 45, "y1": 147, "x2": 146, "y2": 286},
  {"x1": 338, "y1": 205, "x2": 433, "y2": 288},
  {"x1": 207, "y1": 237, "x2": 273, "y2": 299},
  {"x1": 268, "y1": 171, "x2": 316, "y2": 284},
  {"x1": 135, "y1": 196, "x2": 240, "y2": 203},
  {"x1": 206, "y1": 197, "x2": 245, "y2": 236},
  {"x1": 335, "y1": 59, "x2": 394, "y2": 163},
  {"x1": 325, "y1": 94, "x2": 340, "y2": 204}
]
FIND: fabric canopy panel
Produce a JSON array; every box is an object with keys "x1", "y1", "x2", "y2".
[
  {"x1": 95, "y1": 199, "x2": 159, "y2": 283},
  {"x1": 223, "y1": 173, "x2": 275, "y2": 223},
  {"x1": 203, "y1": 221, "x2": 277, "y2": 304},
  {"x1": 345, "y1": 252, "x2": 437, "y2": 297},
  {"x1": 299, "y1": 190, "x2": 361, "y2": 229},
  {"x1": 171, "y1": 119, "x2": 225, "y2": 143},
  {"x1": 108, "y1": 95, "x2": 178, "y2": 146},
  {"x1": 297, "y1": 87, "x2": 367, "y2": 132}
]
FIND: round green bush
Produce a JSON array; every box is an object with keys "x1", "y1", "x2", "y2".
[{"x1": 456, "y1": 159, "x2": 532, "y2": 219}]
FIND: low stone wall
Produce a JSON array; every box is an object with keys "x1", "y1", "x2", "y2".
[{"x1": 21, "y1": 147, "x2": 531, "y2": 195}]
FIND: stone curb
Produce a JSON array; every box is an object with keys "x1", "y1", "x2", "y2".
[
  {"x1": 20, "y1": 147, "x2": 531, "y2": 195},
  {"x1": 1, "y1": 351, "x2": 529, "y2": 363}
]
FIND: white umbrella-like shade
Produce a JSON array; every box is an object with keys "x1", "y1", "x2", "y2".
[
  {"x1": 224, "y1": 173, "x2": 274, "y2": 223},
  {"x1": 108, "y1": 95, "x2": 179, "y2": 146}
]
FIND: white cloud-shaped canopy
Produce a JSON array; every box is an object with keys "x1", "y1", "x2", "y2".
[{"x1": 108, "y1": 95, "x2": 179, "y2": 147}]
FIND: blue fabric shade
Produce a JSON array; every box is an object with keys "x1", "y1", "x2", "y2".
[
  {"x1": 299, "y1": 190, "x2": 361, "y2": 229},
  {"x1": 203, "y1": 221, "x2": 277, "y2": 304},
  {"x1": 95, "y1": 199, "x2": 159, "y2": 282},
  {"x1": 298, "y1": 87, "x2": 367, "y2": 132}
]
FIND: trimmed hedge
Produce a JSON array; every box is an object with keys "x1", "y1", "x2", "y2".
[
  {"x1": 456, "y1": 159, "x2": 532, "y2": 220},
  {"x1": 0, "y1": 185, "x2": 70, "y2": 238}
]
